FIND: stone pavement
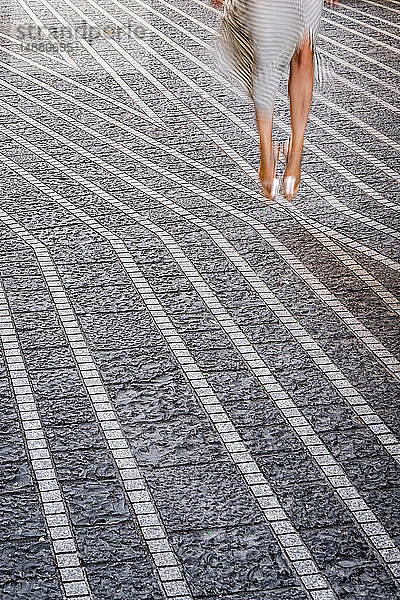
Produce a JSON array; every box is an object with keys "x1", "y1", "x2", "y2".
[{"x1": 0, "y1": 0, "x2": 400, "y2": 598}]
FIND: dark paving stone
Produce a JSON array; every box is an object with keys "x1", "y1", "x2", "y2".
[
  {"x1": 224, "y1": 398, "x2": 285, "y2": 428},
  {"x1": 13, "y1": 310, "x2": 60, "y2": 333},
  {"x1": 62, "y1": 480, "x2": 131, "y2": 527},
  {"x1": 146, "y1": 461, "x2": 263, "y2": 531},
  {"x1": 207, "y1": 370, "x2": 266, "y2": 404},
  {"x1": 47, "y1": 422, "x2": 105, "y2": 453},
  {"x1": 78, "y1": 313, "x2": 165, "y2": 349},
  {"x1": 18, "y1": 326, "x2": 67, "y2": 350},
  {"x1": 258, "y1": 451, "x2": 322, "y2": 487},
  {"x1": 75, "y1": 522, "x2": 145, "y2": 563},
  {"x1": 0, "y1": 442, "x2": 33, "y2": 495},
  {"x1": 240, "y1": 423, "x2": 303, "y2": 455},
  {"x1": 93, "y1": 347, "x2": 180, "y2": 385},
  {"x1": 0, "y1": 579, "x2": 63, "y2": 600},
  {"x1": 86, "y1": 560, "x2": 164, "y2": 600},
  {"x1": 0, "y1": 493, "x2": 45, "y2": 541},
  {"x1": 22, "y1": 346, "x2": 75, "y2": 370},
  {"x1": 340, "y1": 455, "x2": 400, "y2": 492},
  {"x1": 362, "y1": 488, "x2": 400, "y2": 539},
  {"x1": 125, "y1": 415, "x2": 227, "y2": 468},
  {"x1": 191, "y1": 348, "x2": 248, "y2": 372},
  {"x1": 109, "y1": 378, "x2": 203, "y2": 423},
  {"x1": 172, "y1": 524, "x2": 296, "y2": 597},
  {"x1": 0, "y1": 539, "x2": 58, "y2": 583},
  {"x1": 278, "y1": 480, "x2": 353, "y2": 529},
  {"x1": 38, "y1": 395, "x2": 95, "y2": 426},
  {"x1": 57, "y1": 260, "x2": 132, "y2": 289},
  {"x1": 29, "y1": 368, "x2": 86, "y2": 401},
  {"x1": 321, "y1": 428, "x2": 385, "y2": 462},
  {"x1": 205, "y1": 591, "x2": 309, "y2": 600},
  {"x1": 68, "y1": 285, "x2": 145, "y2": 314},
  {"x1": 300, "y1": 402, "x2": 362, "y2": 433},
  {"x1": 53, "y1": 448, "x2": 116, "y2": 482},
  {"x1": 378, "y1": 408, "x2": 400, "y2": 438},
  {"x1": 302, "y1": 527, "x2": 399, "y2": 599}
]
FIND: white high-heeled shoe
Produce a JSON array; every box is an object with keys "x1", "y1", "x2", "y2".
[{"x1": 282, "y1": 138, "x2": 301, "y2": 201}]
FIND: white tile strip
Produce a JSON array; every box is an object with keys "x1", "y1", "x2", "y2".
[
  {"x1": 1, "y1": 92, "x2": 399, "y2": 386},
  {"x1": 14, "y1": 0, "x2": 80, "y2": 70},
  {"x1": 34, "y1": 0, "x2": 255, "y2": 181},
  {"x1": 81, "y1": 0, "x2": 400, "y2": 218},
  {"x1": 0, "y1": 283, "x2": 93, "y2": 600},
  {"x1": 2, "y1": 117, "x2": 400, "y2": 396},
  {"x1": 0, "y1": 215, "x2": 336, "y2": 600},
  {"x1": 22, "y1": 0, "x2": 165, "y2": 126},
  {"x1": 0, "y1": 210, "x2": 193, "y2": 600},
  {"x1": 106, "y1": 0, "x2": 400, "y2": 196},
  {"x1": 0, "y1": 158, "x2": 399, "y2": 590},
  {"x1": 1, "y1": 58, "x2": 397, "y2": 278}
]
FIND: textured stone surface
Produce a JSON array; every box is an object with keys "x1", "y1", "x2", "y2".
[
  {"x1": 0, "y1": 0, "x2": 399, "y2": 598},
  {"x1": 172, "y1": 524, "x2": 296, "y2": 597}
]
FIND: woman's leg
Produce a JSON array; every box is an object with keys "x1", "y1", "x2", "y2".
[
  {"x1": 284, "y1": 35, "x2": 314, "y2": 199},
  {"x1": 256, "y1": 108, "x2": 276, "y2": 200}
]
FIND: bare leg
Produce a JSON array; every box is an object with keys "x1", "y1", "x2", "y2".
[
  {"x1": 255, "y1": 108, "x2": 276, "y2": 200},
  {"x1": 284, "y1": 35, "x2": 314, "y2": 200}
]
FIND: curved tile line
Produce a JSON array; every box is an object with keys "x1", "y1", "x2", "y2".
[
  {"x1": 319, "y1": 47, "x2": 400, "y2": 95},
  {"x1": 105, "y1": 0, "x2": 400, "y2": 179},
  {"x1": 328, "y1": 3, "x2": 400, "y2": 30},
  {"x1": 2, "y1": 67, "x2": 398, "y2": 295},
  {"x1": 1, "y1": 154, "x2": 399, "y2": 591},
  {"x1": 0, "y1": 199, "x2": 333, "y2": 600},
  {"x1": 322, "y1": 16, "x2": 400, "y2": 53},
  {"x1": 85, "y1": 0, "x2": 400, "y2": 218},
  {"x1": 323, "y1": 8, "x2": 400, "y2": 40},
  {"x1": 319, "y1": 34, "x2": 400, "y2": 79},
  {"x1": 1, "y1": 45, "x2": 399, "y2": 259},
  {"x1": 0, "y1": 50, "x2": 156, "y2": 125},
  {"x1": 357, "y1": 0, "x2": 400, "y2": 14},
  {"x1": 0, "y1": 212, "x2": 194, "y2": 600},
  {"x1": 37, "y1": 0, "x2": 255, "y2": 179},
  {"x1": 0, "y1": 282, "x2": 93, "y2": 600},
  {"x1": 1, "y1": 51, "x2": 398, "y2": 275},
  {"x1": 21, "y1": 0, "x2": 166, "y2": 126},
  {"x1": 0, "y1": 31, "x2": 73, "y2": 67},
  {"x1": 168, "y1": 0, "x2": 400, "y2": 100},
  {"x1": 1, "y1": 93, "x2": 399, "y2": 385},
  {"x1": 2, "y1": 131, "x2": 400, "y2": 461},
  {"x1": 14, "y1": 0, "x2": 81, "y2": 70}
]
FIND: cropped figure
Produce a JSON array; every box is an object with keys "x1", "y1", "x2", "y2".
[{"x1": 217, "y1": 0, "x2": 333, "y2": 200}]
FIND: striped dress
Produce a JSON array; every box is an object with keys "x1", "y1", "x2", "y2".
[{"x1": 218, "y1": 0, "x2": 325, "y2": 113}]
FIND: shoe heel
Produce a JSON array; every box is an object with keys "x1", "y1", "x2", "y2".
[
  {"x1": 271, "y1": 177, "x2": 280, "y2": 200},
  {"x1": 283, "y1": 176, "x2": 296, "y2": 198}
]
